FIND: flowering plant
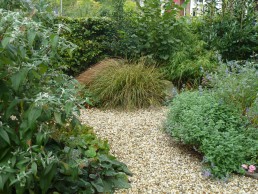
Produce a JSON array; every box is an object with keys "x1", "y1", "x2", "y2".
[{"x1": 242, "y1": 164, "x2": 257, "y2": 173}]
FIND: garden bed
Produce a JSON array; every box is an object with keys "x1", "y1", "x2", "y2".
[{"x1": 80, "y1": 107, "x2": 258, "y2": 193}]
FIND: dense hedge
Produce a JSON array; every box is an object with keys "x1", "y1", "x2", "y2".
[{"x1": 58, "y1": 17, "x2": 117, "y2": 76}]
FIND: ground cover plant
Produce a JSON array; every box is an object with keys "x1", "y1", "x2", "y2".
[
  {"x1": 88, "y1": 60, "x2": 169, "y2": 110},
  {"x1": 209, "y1": 61, "x2": 258, "y2": 114},
  {"x1": 165, "y1": 91, "x2": 258, "y2": 179},
  {"x1": 165, "y1": 62, "x2": 258, "y2": 179},
  {"x1": 0, "y1": 2, "x2": 131, "y2": 193}
]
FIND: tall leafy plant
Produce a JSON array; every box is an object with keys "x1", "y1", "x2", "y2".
[
  {"x1": 111, "y1": 0, "x2": 190, "y2": 61},
  {"x1": 0, "y1": 4, "x2": 131, "y2": 193},
  {"x1": 193, "y1": 0, "x2": 258, "y2": 61}
]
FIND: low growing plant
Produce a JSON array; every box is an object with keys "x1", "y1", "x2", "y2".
[
  {"x1": 208, "y1": 61, "x2": 258, "y2": 114},
  {"x1": 165, "y1": 91, "x2": 258, "y2": 178},
  {"x1": 88, "y1": 60, "x2": 169, "y2": 109}
]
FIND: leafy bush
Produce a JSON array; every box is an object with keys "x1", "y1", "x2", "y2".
[
  {"x1": 165, "y1": 91, "x2": 258, "y2": 178},
  {"x1": 57, "y1": 17, "x2": 117, "y2": 76},
  {"x1": 208, "y1": 61, "x2": 258, "y2": 114},
  {"x1": 88, "y1": 61, "x2": 169, "y2": 109},
  {"x1": 111, "y1": 0, "x2": 217, "y2": 87},
  {"x1": 248, "y1": 97, "x2": 258, "y2": 126},
  {"x1": 161, "y1": 26, "x2": 217, "y2": 88},
  {"x1": 49, "y1": 125, "x2": 132, "y2": 193},
  {"x1": 0, "y1": 6, "x2": 131, "y2": 193},
  {"x1": 109, "y1": 0, "x2": 190, "y2": 61},
  {"x1": 192, "y1": 0, "x2": 258, "y2": 61}
]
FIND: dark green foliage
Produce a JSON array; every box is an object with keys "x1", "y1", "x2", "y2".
[
  {"x1": 0, "y1": 0, "x2": 30, "y2": 10},
  {"x1": 0, "y1": 6, "x2": 131, "y2": 193},
  {"x1": 111, "y1": 0, "x2": 217, "y2": 87},
  {"x1": 50, "y1": 125, "x2": 132, "y2": 193},
  {"x1": 109, "y1": 0, "x2": 190, "y2": 61},
  {"x1": 134, "y1": 0, "x2": 182, "y2": 62},
  {"x1": 58, "y1": 17, "x2": 117, "y2": 76},
  {"x1": 88, "y1": 61, "x2": 169, "y2": 110},
  {"x1": 161, "y1": 24, "x2": 218, "y2": 88},
  {"x1": 165, "y1": 91, "x2": 258, "y2": 178},
  {"x1": 193, "y1": 0, "x2": 258, "y2": 61}
]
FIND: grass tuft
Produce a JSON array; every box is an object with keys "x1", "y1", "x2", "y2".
[{"x1": 89, "y1": 61, "x2": 169, "y2": 110}]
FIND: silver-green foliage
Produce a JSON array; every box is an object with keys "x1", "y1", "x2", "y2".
[
  {"x1": 209, "y1": 61, "x2": 258, "y2": 113},
  {"x1": 0, "y1": 7, "x2": 131, "y2": 193},
  {"x1": 165, "y1": 91, "x2": 258, "y2": 178}
]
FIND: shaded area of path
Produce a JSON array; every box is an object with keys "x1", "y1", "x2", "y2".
[{"x1": 80, "y1": 107, "x2": 258, "y2": 193}]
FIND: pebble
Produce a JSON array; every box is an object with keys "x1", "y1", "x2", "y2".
[{"x1": 80, "y1": 107, "x2": 258, "y2": 194}]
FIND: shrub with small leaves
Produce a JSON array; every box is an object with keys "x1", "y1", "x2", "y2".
[
  {"x1": 208, "y1": 61, "x2": 258, "y2": 114},
  {"x1": 165, "y1": 91, "x2": 258, "y2": 178}
]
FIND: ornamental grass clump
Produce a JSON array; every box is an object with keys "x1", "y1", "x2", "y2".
[{"x1": 89, "y1": 61, "x2": 169, "y2": 110}]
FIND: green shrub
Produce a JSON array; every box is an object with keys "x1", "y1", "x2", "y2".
[
  {"x1": 248, "y1": 97, "x2": 258, "y2": 126},
  {"x1": 165, "y1": 91, "x2": 258, "y2": 178},
  {"x1": 88, "y1": 61, "x2": 169, "y2": 109},
  {"x1": 192, "y1": 0, "x2": 258, "y2": 61},
  {"x1": 209, "y1": 61, "x2": 258, "y2": 114},
  {"x1": 110, "y1": 0, "x2": 192, "y2": 62},
  {"x1": 58, "y1": 17, "x2": 117, "y2": 76},
  {"x1": 49, "y1": 124, "x2": 132, "y2": 193},
  {"x1": 162, "y1": 27, "x2": 217, "y2": 88},
  {"x1": 0, "y1": 7, "x2": 131, "y2": 193}
]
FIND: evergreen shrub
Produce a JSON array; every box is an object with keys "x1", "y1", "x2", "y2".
[{"x1": 58, "y1": 17, "x2": 117, "y2": 76}]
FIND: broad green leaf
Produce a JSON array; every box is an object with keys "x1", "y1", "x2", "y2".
[
  {"x1": 9, "y1": 178, "x2": 19, "y2": 186},
  {"x1": 0, "y1": 175, "x2": 10, "y2": 190},
  {"x1": 27, "y1": 31, "x2": 37, "y2": 47},
  {"x1": 11, "y1": 68, "x2": 29, "y2": 91},
  {"x1": 31, "y1": 70, "x2": 41, "y2": 80},
  {"x1": 0, "y1": 127, "x2": 10, "y2": 144},
  {"x1": 112, "y1": 176, "x2": 131, "y2": 189},
  {"x1": 54, "y1": 112, "x2": 62, "y2": 124},
  {"x1": 85, "y1": 147, "x2": 96, "y2": 158},
  {"x1": 5, "y1": 99, "x2": 20, "y2": 119},
  {"x1": 0, "y1": 176, "x2": 3, "y2": 190},
  {"x1": 91, "y1": 178, "x2": 104, "y2": 192},
  {"x1": 28, "y1": 106, "x2": 42, "y2": 127},
  {"x1": 1, "y1": 37, "x2": 11, "y2": 48},
  {"x1": 40, "y1": 163, "x2": 57, "y2": 193},
  {"x1": 31, "y1": 162, "x2": 37, "y2": 175},
  {"x1": 102, "y1": 180, "x2": 113, "y2": 192},
  {"x1": 65, "y1": 102, "x2": 73, "y2": 115},
  {"x1": 0, "y1": 56, "x2": 13, "y2": 66},
  {"x1": 16, "y1": 159, "x2": 30, "y2": 169},
  {"x1": 0, "y1": 148, "x2": 11, "y2": 161},
  {"x1": 50, "y1": 34, "x2": 59, "y2": 49},
  {"x1": 39, "y1": 64, "x2": 48, "y2": 74}
]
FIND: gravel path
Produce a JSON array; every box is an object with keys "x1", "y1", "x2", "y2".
[{"x1": 80, "y1": 107, "x2": 258, "y2": 193}]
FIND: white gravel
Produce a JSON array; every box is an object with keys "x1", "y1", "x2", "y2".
[{"x1": 80, "y1": 107, "x2": 258, "y2": 194}]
